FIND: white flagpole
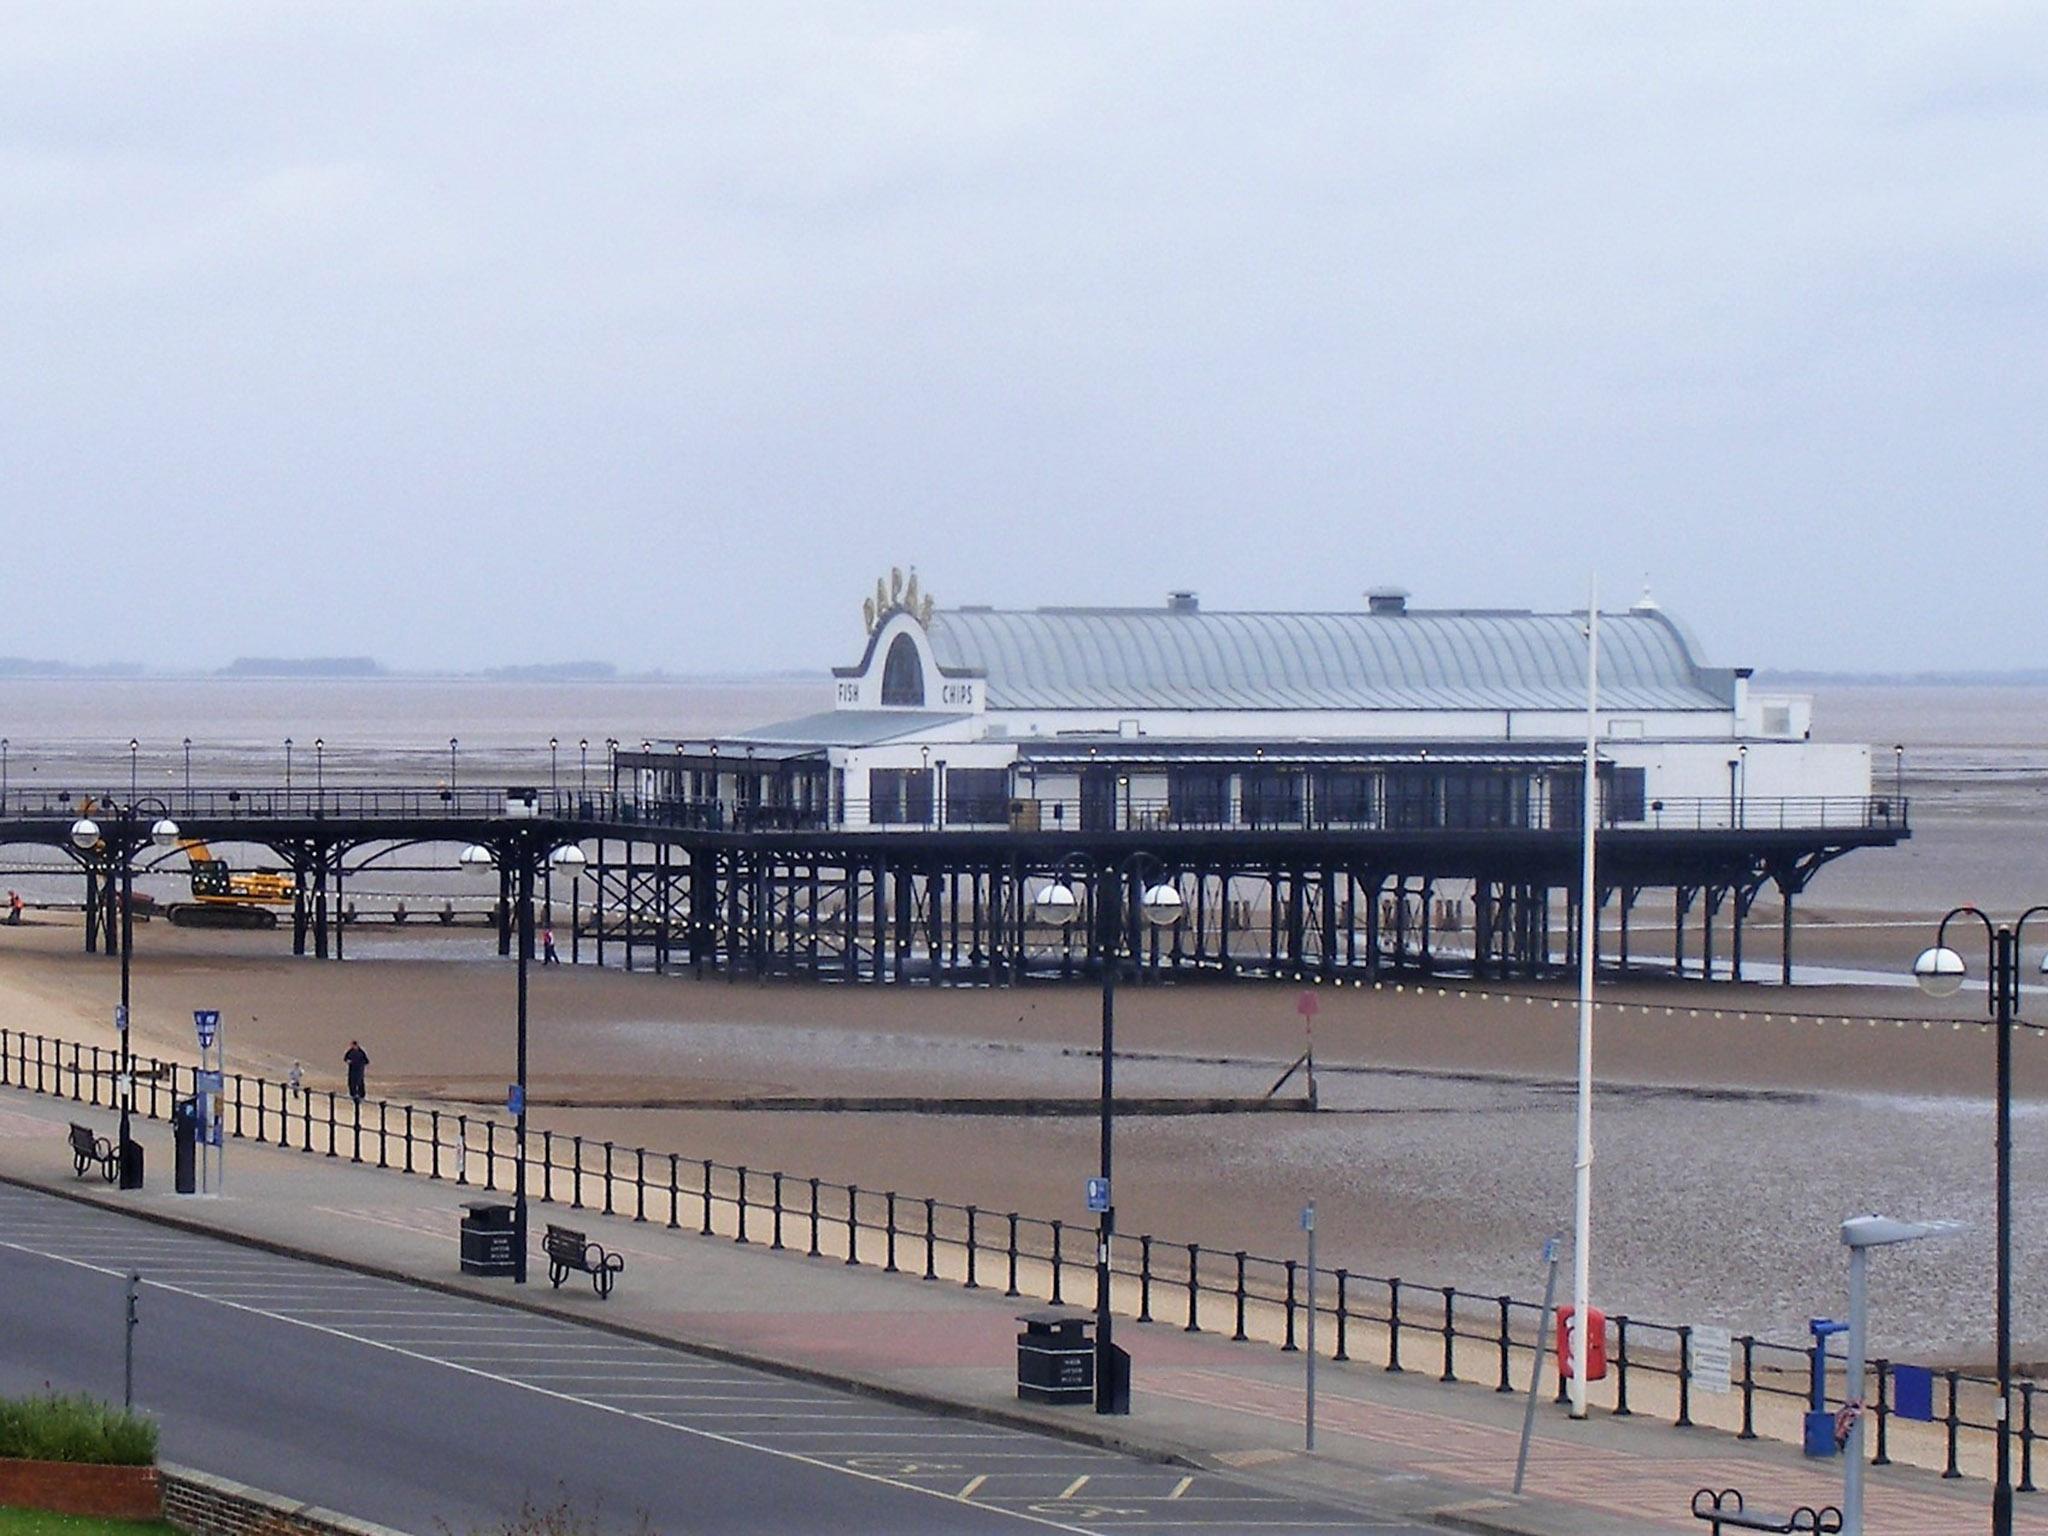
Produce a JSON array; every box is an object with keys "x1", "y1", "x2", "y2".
[{"x1": 1570, "y1": 578, "x2": 1600, "y2": 1418}]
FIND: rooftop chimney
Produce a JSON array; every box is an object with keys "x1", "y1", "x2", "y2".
[
  {"x1": 1167, "y1": 590, "x2": 1200, "y2": 614},
  {"x1": 1366, "y1": 587, "x2": 1409, "y2": 616}
]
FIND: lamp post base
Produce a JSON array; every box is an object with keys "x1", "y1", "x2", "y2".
[{"x1": 117, "y1": 1140, "x2": 144, "y2": 1190}]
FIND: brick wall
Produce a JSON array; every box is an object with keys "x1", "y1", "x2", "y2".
[{"x1": 160, "y1": 1465, "x2": 416, "y2": 1536}]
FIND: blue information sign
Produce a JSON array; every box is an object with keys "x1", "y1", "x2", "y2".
[
  {"x1": 507, "y1": 1083, "x2": 525, "y2": 1117},
  {"x1": 193, "y1": 1009, "x2": 220, "y2": 1049},
  {"x1": 196, "y1": 1070, "x2": 223, "y2": 1094},
  {"x1": 1085, "y1": 1177, "x2": 1109, "y2": 1213}
]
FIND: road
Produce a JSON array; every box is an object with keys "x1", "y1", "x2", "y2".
[{"x1": 0, "y1": 1183, "x2": 1422, "y2": 1534}]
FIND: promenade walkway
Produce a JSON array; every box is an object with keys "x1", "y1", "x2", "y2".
[{"x1": 1, "y1": 1091, "x2": 2035, "y2": 1536}]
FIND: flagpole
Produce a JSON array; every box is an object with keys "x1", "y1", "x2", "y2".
[{"x1": 1570, "y1": 578, "x2": 1599, "y2": 1418}]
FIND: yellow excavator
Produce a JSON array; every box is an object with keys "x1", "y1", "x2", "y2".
[{"x1": 169, "y1": 841, "x2": 294, "y2": 929}]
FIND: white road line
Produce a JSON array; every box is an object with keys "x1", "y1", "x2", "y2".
[
  {"x1": 961, "y1": 1475, "x2": 988, "y2": 1498},
  {"x1": 1168, "y1": 1478, "x2": 1194, "y2": 1500},
  {"x1": 1059, "y1": 1476, "x2": 1091, "y2": 1499},
  {"x1": 0, "y1": 1232, "x2": 1108, "y2": 1534}
]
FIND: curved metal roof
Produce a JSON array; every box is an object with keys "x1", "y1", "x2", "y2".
[{"x1": 924, "y1": 608, "x2": 1732, "y2": 713}]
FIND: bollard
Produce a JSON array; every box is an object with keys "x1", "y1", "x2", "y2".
[
  {"x1": 771, "y1": 1172, "x2": 784, "y2": 1249},
  {"x1": 602, "y1": 1142, "x2": 614, "y2": 1216},
  {"x1": 965, "y1": 1207, "x2": 979, "y2": 1290},
  {"x1": 325, "y1": 1093, "x2": 337, "y2": 1157},
  {"x1": 2021, "y1": 1381, "x2": 2037, "y2": 1493},
  {"x1": 923, "y1": 1197, "x2": 937, "y2": 1280},
  {"x1": 1440, "y1": 1286, "x2": 1457, "y2": 1382},
  {"x1": 1050, "y1": 1222, "x2": 1065, "y2": 1305},
  {"x1": 1233, "y1": 1252, "x2": 1248, "y2": 1342},
  {"x1": 1873, "y1": 1359, "x2": 1891, "y2": 1465},
  {"x1": 636, "y1": 1149, "x2": 648, "y2": 1223},
  {"x1": 1283, "y1": 1260, "x2": 1299, "y2": 1351},
  {"x1": 1676, "y1": 1325, "x2": 1693, "y2": 1427},
  {"x1": 668, "y1": 1154, "x2": 682, "y2": 1230},
  {"x1": 1005, "y1": 1213, "x2": 1020, "y2": 1298},
  {"x1": 571, "y1": 1135, "x2": 584, "y2": 1209},
  {"x1": 1137, "y1": 1235, "x2": 1152, "y2": 1321},
  {"x1": 1496, "y1": 1296, "x2": 1514, "y2": 1392},
  {"x1": 1738, "y1": 1336, "x2": 1758, "y2": 1439},
  {"x1": 542, "y1": 1131, "x2": 555, "y2": 1202},
  {"x1": 736, "y1": 1167, "x2": 750, "y2": 1245},
  {"x1": 1387, "y1": 1278, "x2": 1404, "y2": 1372},
  {"x1": 884, "y1": 1192, "x2": 898, "y2": 1271},
  {"x1": 1334, "y1": 1271, "x2": 1350, "y2": 1361},
  {"x1": 1943, "y1": 1371, "x2": 1963, "y2": 1478},
  {"x1": 482, "y1": 1119, "x2": 494, "y2": 1190},
  {"x1": 806, "y1": 1176, "x2": 820, "y2": 1254},
  {"x1": 701, "y1": 1159, "x2": 714, "y2": 1236},
  {"x1": 1612, "y1": 1315, "x2": 1632, "y2": 1415},
  {"x1": 1186, "y1": 1243, "x2": 1201, "y2": 1333},
  {"x1": 845, "y1": 1185, "x2": 860, "y2": 1266},
  {"x1": 402, "y1": 1106, "x2": 414, "y2": 1173}
]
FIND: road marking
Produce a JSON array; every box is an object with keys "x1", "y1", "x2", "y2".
[
  {"x1": 962, "y1": 1475, "x2": 988, "y2": 1498},
  {"x1": 1060, "y1": 1475, "x2": 1091, "y2": 1499},
  {"x1": 1169, "y1": 1478, "x2": 1194, "y2": 1500},
  {"x1": 0, "y1": 1234, "x2": 1104, "y2": 1534}
]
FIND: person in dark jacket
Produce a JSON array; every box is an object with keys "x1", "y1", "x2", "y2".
[{"x1": 344, "y1": 1040, "x2": 369, "y2": 1101}]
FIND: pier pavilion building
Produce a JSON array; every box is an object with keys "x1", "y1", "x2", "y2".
[{"x1": 597, "y1": 577, "x2": 1899, "y2": 983}]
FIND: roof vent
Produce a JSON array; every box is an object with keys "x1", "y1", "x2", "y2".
[
  {"x1": 1167, "y1": 590, "x2": 1199, "y2": 614},
  {"x1": 1366, "y1": 587, "x2": 1409, "y2": 616}
]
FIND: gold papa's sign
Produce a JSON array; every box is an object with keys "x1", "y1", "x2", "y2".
[{"x1": 863, "y1": 566, "x2": 934, "y2": 635}]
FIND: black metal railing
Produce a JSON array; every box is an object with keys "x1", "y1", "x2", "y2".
[
  {"x1": 5, "y1": 1021, "x2": 2011, "y2": 1487},
  {"x1": 0, "y1": 784, "x2": 1907, "y2": 839}
]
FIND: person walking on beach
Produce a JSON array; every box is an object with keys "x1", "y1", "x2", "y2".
[
  {"x1": 343, "y1": 1040, "x2": 369, "y2": 1102},
  {"x1": 288, "y1": 1059, "x2": 303, "y2": 1098},
  {"x1": 542, "y1": 926, "x2": 559, "y2": 966}
]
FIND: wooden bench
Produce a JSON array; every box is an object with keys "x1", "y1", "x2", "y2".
[
  {"x1": 1692, "y1": 1488, "x2": 1843, "y2": 1534},
  {"x1": 544, "y1": 1223, "x2": 625, "y2": 1298},
  {"x1": 69, "y1": 1123, "x2": 117, "y2": 1183}
]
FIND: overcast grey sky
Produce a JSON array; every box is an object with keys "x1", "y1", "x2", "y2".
[{"x1": 3, "y1": 3, "x2": 2042, "y2": 675}]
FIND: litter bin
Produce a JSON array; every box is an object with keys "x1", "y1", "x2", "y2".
[
  {"x1": 1017, "y1": 1310, "x2": 1094, "y2": 1404},
  {"x1": 118, "y1": 1136, "x2": 144, "y2": 1191},
  {"x1": 460, "y1": 1200, "x2": 517, "y2": 1277},
  {"x1": 171, "y1": 1097, "x2": 199, "y2": 1195}
]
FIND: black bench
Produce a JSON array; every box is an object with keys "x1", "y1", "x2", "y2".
[
  {"x1": 69, "y1": 1122, "x2": 117, "y2": 1182},
  {"x1": 1692, "y1": 1488, "x2": 1843, "y2": 1534},
  {"x1": 544, "y1": 1223, "x2": 625, "y2": 1298}
]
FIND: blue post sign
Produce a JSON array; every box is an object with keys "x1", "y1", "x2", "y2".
[
  {"x1": 507, "y1": 1083, "x2": 525, "y2": 1117},
  {"x1": 1893, "y1": 1364, "x2": 1936, "y2": 1422},
  {"x1": 1085, "y1": 1177, "x2": 1109, "y2": 1213},
  {"x1": 193, "y1": 1010, "x2": 219, "y2": 1049}
]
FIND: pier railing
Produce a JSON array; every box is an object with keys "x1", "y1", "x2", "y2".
[
  {"x1": 2, "y1": 1023, "x2": 2020, "y2": 1488},
  {"x1": 0, "y1": 785, "x2": 1907, "y2": 838}
]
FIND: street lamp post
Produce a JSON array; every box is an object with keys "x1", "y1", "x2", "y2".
[
  {"x1": 72, "y1": 804, "x2": 180, "y2": 1190},
  {"x1": 284, "y1": 738, "x2": 293, "y2": 791},
  {"x1": 315, "y1": 738, "x2": 325, "y2": 797},
  {"x1": 181, "y1": 738, "x2": 191, "y2": 801},
  {"x1": 449, "y1": 738, "x2": 459, "y2": 793},
  {"x1": 1839, "y1": 1215, "x2": 1963, "y2": 1536},
  {"x1": 1034, "y1": 854, "x2": 1184, "y2": 1415},
  {"x1": 464, "y1": 837, "x2": 582, "y2": 1282},
  {"x1": 550, "y1": 738, "x2": 559, "y2": 797},
  {"x1": 128, "y1": 740, "x2": 138, "y2": 802},
  {"x1": 1911, "y1": 909, "x2": 2048, "y2": 1536},
  {"x1": 579, "y1": 738, "x2": 589, "y2": 799}
]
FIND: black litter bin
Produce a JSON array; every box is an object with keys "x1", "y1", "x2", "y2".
[
  {"x1": 171, "y1": 1097, "x2": 199, "y2": 1195},
  {"x1": 460, "y1": 1200, "x2": 517, "y2": 1276},
  {"x1": 1016, "y1": 1311, "x2": 1094, "y2": 1404},
  {"x1": 118, "y1": 1136, "x2": 144, "y2": 1191}
]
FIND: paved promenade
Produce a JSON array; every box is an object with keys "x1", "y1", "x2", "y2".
[{"x1": 2, "y1": 1089, "x2": 2037, "y2": 1536}]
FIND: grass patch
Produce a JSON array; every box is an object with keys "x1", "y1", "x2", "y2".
[
  {"x1": 0, "y1": 1511, "x2": 171, "y2": 1536},
  {"x1": 0, "y1": 1395, "x2": 156, "y2": 1467}
]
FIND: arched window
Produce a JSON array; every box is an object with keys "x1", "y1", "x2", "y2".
[{"x1": 880, "y1": 633, "x2": 925, "y2": 707}]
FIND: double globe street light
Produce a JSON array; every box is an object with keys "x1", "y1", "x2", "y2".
[
  {"x1": 71, "y1": 805, "x2": 183, "y2": 1189},
  {"x1": 461, "y1": 838, "x2": 589, "y2": 1283},
  {"x1": 1911, "y1": 907, "x2": 2048, "y2": 1536},
  {"x1": 1033, "y1": 857, "x2": 1184, "y2": 1416}
]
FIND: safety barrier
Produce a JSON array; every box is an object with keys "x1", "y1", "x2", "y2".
[{"x1": 0, "y1": 1024, "x2": 2028, "y2": 1489}]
